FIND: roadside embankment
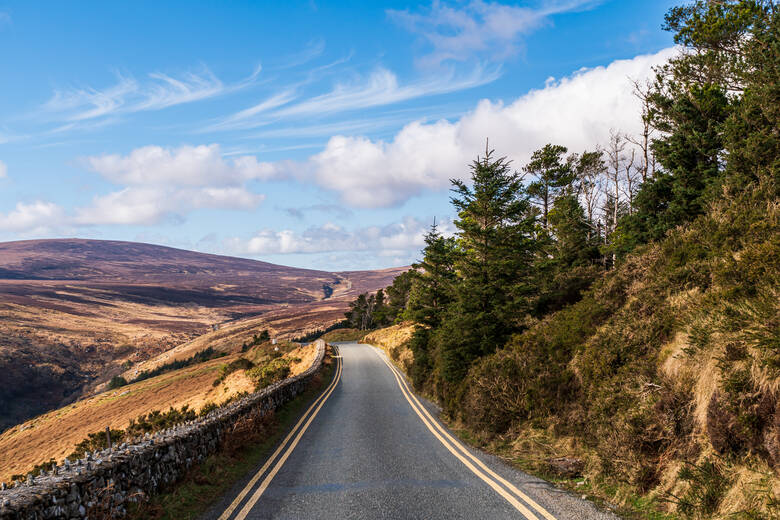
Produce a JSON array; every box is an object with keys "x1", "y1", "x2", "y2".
[{"x1": 0, "y1": 340, "x2": 326, "y2": 520}]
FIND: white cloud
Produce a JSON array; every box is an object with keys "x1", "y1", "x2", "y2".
[
  {"x1": 295, "y1": 47, "x2": 677, "y2": 207},
  {"x1": 85, "y1": 144, "x2": 278, "y2": 187},
  {"x1": 74, "y1": 188, "x2": 171, "y2": 226},
  {"x1": 227, "y1": 216, "x2": 454, "y2": 256},
  {"x1": 389, "y1": 0, "x2": 601, "y2": 67},
  {"x1": 73, "y1": 144, "x2": 270, "y2": 226},
  {"x1": 40, "y1": 65, "x2": 261, "y2": 124},
  {"x1": 0, "y1": 201, "x2": 65, "y2": 234},
  {"x1": 74, "y1": 186, "x2": 264, "y2": 226},
  {"x1": 0, "y1": 160, "x2": 6, "y2": 178}
]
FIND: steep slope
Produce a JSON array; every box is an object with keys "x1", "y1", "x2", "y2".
[
  {"x1": 454, "y1": 181, "x2": 780, "y2": 517},
  {"x1": 0, "y1": 239, "x2": 403, "y2": 431}
]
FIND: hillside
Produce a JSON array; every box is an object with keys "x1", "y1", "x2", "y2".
[
  {"x1": 0, "y1": 239, "x2": 404, "y2": 432},
  {"x1": 0, "y1": 340, "x2": 318, "y2": 483}
]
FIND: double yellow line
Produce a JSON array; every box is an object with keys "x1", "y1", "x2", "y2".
[
  {"x1": 372, "y1": 347, "x2": 557, "y2": 520},
  {"x1": 218, "y1": 348, "x2": 343, "y2": 520}
]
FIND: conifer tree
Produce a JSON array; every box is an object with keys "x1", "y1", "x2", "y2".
[
  {"x1": 524, "y1": 144, "x2": 575, "y2": 230},
  {"x1": 436, "y1": 148, "x2": 537, "y2": 387},
  {"x1": 406, "y1": 220, "x2": 457, "y2": 328}
]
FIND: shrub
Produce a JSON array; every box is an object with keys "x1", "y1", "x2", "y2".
[
  {"x1": 108, "y1": 376, "x2": 128, "y2": 389},
  {"x1": 247, "y1": 358, "x2": 291, "y2": 390},
  {"x1": 129, "y1": 347, "x2": 225, "y2": 384},
  {"x1": 213, "y1": 357, "x2": 255, "y2": 386}
]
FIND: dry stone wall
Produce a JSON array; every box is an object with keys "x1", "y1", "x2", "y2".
[{"x1": 0, "y1": 340, "x2": 326, "y2": 520}]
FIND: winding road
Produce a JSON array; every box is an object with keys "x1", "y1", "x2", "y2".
[{"x1": 203, "y1": 343, "x2": 618, "y2": 520}]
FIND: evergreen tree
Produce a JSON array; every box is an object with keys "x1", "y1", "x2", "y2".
[
  {"x1": 533, "y1": 193, "x2": 601, "y2": 315},
  {"x1": 404, "y1": 221, "x2": 457, "y2": 388},
  {"x1": 406, "y1": 221, "x2": 457, "y2": 328},
  {"x1": 616, "y1": 0, "x2": 769, "y2": 253},
  {"x1": 436, "y1": 149, "x2": 537, "y2": 388},
  {"x1": 524, "y1": 144, "x2": 575, "y2": 230},
  {"x1": 384, "y1": 270, "x2": 414, "y2": 323}
]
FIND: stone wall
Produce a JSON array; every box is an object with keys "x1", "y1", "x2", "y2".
[{"x1": 0, "y1": 340, "x2": 326, "y2": 519}]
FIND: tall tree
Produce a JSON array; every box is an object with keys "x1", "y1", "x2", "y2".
[
  {"x1": 406, "y1": 220, "x2": 457, "y2": 328},
  {"x1": 524, "y1": 144, "x2": 575, "y2": 230},
  {"x1": 436, "y1": 148, "x2": 537, "y2": 386},
  {"x1": 573, "y1": 150, "x2": 606, "y2": 238},
  {"x1": 405, "y1": 221, "x2": 458, "y2": 388},
  {"x1": 384, "y1": 270, "x2": 414, "y2": 323},
  {"x1": 627, "y1": 78, "x2": 658, "y2": 182}
]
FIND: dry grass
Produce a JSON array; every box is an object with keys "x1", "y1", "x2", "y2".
[
  {"x1": 0, "y1": 343, "x2": 317, "y2": 483},
  {"x1": 361, "y1": 323, "x2": 416, "y2": 368}
]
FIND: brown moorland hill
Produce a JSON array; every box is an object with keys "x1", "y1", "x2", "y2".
[{"x1": 0, "y1": 239, "x2": 405, "y2": 431}]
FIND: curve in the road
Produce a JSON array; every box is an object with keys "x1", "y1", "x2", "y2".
[
  {"x1": 206, "y1": 343, "x2": 615, "y2": 520},
  {"x1": 373, "y1": 347, "x2": 556, "y2": 520}
]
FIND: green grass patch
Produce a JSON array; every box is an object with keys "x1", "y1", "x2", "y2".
[{"x1": 127, "y1": 357, "x2": 335, "y2": 520}]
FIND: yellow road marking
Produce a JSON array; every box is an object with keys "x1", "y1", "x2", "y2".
[
  {"x1": 218, "y1": 349, "x2": 342, "y2": 520},
  {"x1": 232, "y1": 352, "x2": 343, "y2": 520},
  {"x1": 372, "y1": 351, "x2": 540, "y2": 519},
  {"x1": 378, "y1": 352, "x2": 558, "y2": 520}
]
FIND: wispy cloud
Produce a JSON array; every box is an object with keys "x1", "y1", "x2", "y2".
[
  {"x1": 38, "y1": 65, "x2": 261, "y2": 125},
  {"x1": 275, "y1": 39, "x2": 326, "y2": 69},
  {"x1": 210, "y1": 65, "x2": 499, "y2": 132},
  {"x1": 275, "y1": 66, "x2": 498, "y2": 117},
  {"x1": 389, "y1": 0, "x2": 602, "y2": 67},
  {"x1": 206, "y1": 89, "x2": 299, "y2": 131},
  {"x1": 283, "y1": 204, "x2": 353, "y2": 220}
]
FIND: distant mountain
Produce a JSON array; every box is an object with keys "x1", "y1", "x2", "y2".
[{"x1": 0, "y1": 239, "x2": 405, "y2": 431}]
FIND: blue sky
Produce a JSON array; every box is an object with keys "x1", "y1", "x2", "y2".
[{"x1": 0, "y1": 0, "x2": 677, "y2": 270}]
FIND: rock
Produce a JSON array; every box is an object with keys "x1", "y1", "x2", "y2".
[{"x1": 547, "y1": 457, "x2": 585, "y2": 478}]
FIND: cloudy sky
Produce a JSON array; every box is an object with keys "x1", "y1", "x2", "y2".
[{"x1": 0, "y1": 0, "x2": 677, "y2": 270}]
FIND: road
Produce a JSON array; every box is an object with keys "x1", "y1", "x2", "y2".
[{"x1": 204, "y1": 343, "x2": 619, "y2": 520}]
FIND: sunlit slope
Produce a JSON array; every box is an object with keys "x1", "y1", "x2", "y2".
[{"x1": 0, "y1": 341, "x2": 317, "y2": 483}]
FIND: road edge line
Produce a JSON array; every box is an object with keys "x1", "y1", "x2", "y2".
[
  {"x1": 217, "y1": 346, "x2": 341, "y2": 520},
  {"x1": 372, "y1": 347, "x2": 541, "y2": 519},
  {"x1": 379, "y1": 351, "x2": 558, "y2": 520},
  {"x1": 232, "y1": 350, "x2": 343, "y2": 520}
]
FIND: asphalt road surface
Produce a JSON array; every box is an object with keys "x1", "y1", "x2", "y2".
[{"x1": 204, "y1": 343, "x2": 619, "y2": 520}]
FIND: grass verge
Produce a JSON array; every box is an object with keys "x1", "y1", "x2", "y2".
[{"x1": 127, "y1": 350, "x2": 335, "y2": 520}]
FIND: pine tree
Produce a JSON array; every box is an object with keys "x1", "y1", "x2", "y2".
[
  {"x1": 436, "y1": 148, "x2": 537, "y2": 387},
  {"x1": 524, "y1": 144, "x2": 575, "y2": 230},
  {"x1": 406, "y1": 221, "x2": 457, "y2": 328},
  {"x1": 405, "y1": 221, "x2": 457, "y2": 388}
]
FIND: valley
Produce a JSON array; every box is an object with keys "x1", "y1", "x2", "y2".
[{"x1": 0, "y1": 239, "x2": 404, "y2": 433}]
